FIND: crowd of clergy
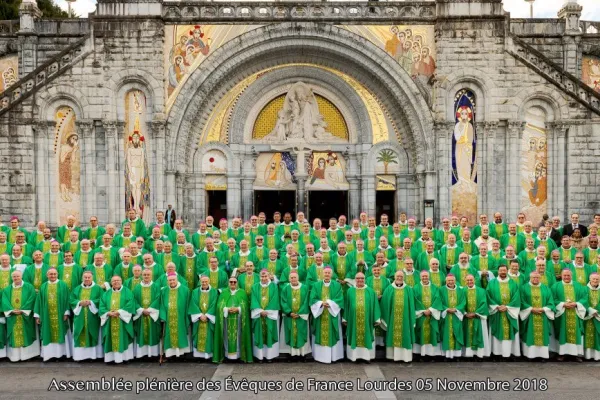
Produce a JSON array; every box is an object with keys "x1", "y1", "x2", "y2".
[{"x1": 0, "y1": 208, "x2": 599, "y2": 364}]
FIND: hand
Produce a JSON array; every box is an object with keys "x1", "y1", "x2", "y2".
[
  {"x1": 342, "y1": 321, "x2": 347, "y2": 326},
  {"x1": 323, "y1": 302, "x2": 330, "y2": 308},
  {"x1": 200, "y1": 315, "x2": 207, "y2": 322},
  {"x1": 142, "y1": 309, "x2": 151, "y2": 316},
  {"x1": 465, "y1": 312, "x2": 476, "y2": 319},
  {"x1": 291, "y1": 312, "x2": 298, "y2": 319},
  {"x1": 229, "y1": 307, "x2": 238, "y2": 314},
  {"x1": 13, "y1": 310, "x2": 22, "y2": 315},
  {"x1": 497, "y1": 305, "x2": 507, "y2": 312},
  {"x1": 374, "y1": 321, "x2": 381, "y2": 327},
  {"x1": 260, "y1": 310, "x2": 268, "y2": 317},
  {"x1": 423, "y1": 309, "x2": 431, "y2": 317},
  {"x1": 35, "y1": 317, "x2": 40, "y2": 325},
  {"x1": 447, "y1": 308, "x2": 456, "y2": 314},
  {"x1": 565, "y1": 301, "x2": 577, "y2": 309},
  {"x1": 238, "y1": 266, "x2": 246, "y2": 273},
  {"x1": 378, "y1": 295, "x2": 382, "y2": 300},
  {"x1": 63, "y1": 315, "x2": 69, "y2": 321}
]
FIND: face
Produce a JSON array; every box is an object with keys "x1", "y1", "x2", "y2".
[
  {"x1": 12, "y1": 272, "x2": 22, "y2": 285},
  {"x1": 64, "y1": 252, "x2": 73, "y2": 263},
  {"x1": 498, "y1": 267, "x2": 507, "y2": 279},
  {"x1": 430, "y1": 259, "x2": 439, "y2": 271},
  {"x1": 562, "y1": 271, "x2": 572, "y2": 284},
  {"x1": 33, "y1": 252, "x2": 42, "y2": 263},
  {"x1": 209, "y1": 258, "x2": 218, "y2": 270},
  {"x1": 168, "y1": 276, "x2": 178, "y2": 288},
  {"x1": 111, "y1": 277, "x2": 122, "y2": 290},
  {"x1": 420, "y1": 272, "x2": 429, "y2": 285},
  {"x1": 355, "y1": 273, "x2": 365, "y2": 288},
  {"x1": 245, "y1": 262, "x2": 254, "y2": 273},
  {"x1": 395, "y1": 271, "x2": 404, "y2": 285},
  {"x1": 260, "y1": 271, "x2": 269, "y2": 284},
  {"x1": 530, "y1": 273, "x2": 540, "y2": 285},
  {"x1": 590, "y1": 274, "x2": 599, "y2": 287},
  {"x1": 575, "y1": 254, "x2": 584, "y2": 264},
  {"x1": 459, "y1": 254, "x2": 468, "y2": 264},
  {"x1": 571, "y1": 214, "x2": 579, "y2": 224},
  {"x1": 191, "y1": 276, "x2": 205, "y2": 290},
  {"x1": 47, "y1": 269, "x2": 58, "y2": 282},
  {"x1": 122, "y1": 253, "x2": 131, "y2": 263},
  {"x1": 83, "y1": 273, "x2": 93, "y2": 286},
  {"x1": 466, "y1": 275, "x2": 475, "y2": 288},
  {"x1": 142, "y1": 269, "x2": 152, "y2": 282},
  {"x1": 229, "y1": 278, "x2": 238, "y2": 290},
  {"x1": 323, "y1": 268, "x2": 332, "y2": 281},
  {"x1": 446, "y1": 276, "x2": 456, "y2": 288}
]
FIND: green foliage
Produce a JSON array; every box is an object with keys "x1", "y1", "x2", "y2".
[{"x1": 0, "y1": 0, "x2": 73, "y2": 20}]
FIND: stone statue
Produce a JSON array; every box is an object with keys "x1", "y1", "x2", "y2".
[{"x1": 264, "y1": 82, "x2": 345, "y2": 143}]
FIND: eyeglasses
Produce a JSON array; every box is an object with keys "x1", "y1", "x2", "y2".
[{"x1": 229, "y1": 281, "x2": 236, "y2": 284}]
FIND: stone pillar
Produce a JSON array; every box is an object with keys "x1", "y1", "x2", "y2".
[
  {"x1": 507, "y1": 121, "x2": 525, "y2": 219},
  {"x1": 558, "y1": 1, "x2": 583, "y2": 75},
  {"x1": 152, "y1": 120, "x2": 166, "y2": 210},
  {"x1": 226, "y1": 174, "x2": 242, "y2": 220},
  {"x1": 103, "y1": 121, "x2": 118, "y2": 224},
  {"x1": 165, "y1": 171, "x2": 176, "y2": 208},
  {"x1": 78, "y1": 120, "x2": 94, "y2": 223},
  {"x1": 116, "y1": 122, "x2": 126, "y2": 219},
  {"x1": 415, "y1": 173, "x2": 426, "y2": 224},
  {"x1": 434, "y1": 121, "x2": 453, "y2": 220},
  {"x1": 483, "y1": 121, "x2": 498, "y2": 215},
  {"x1": 296, "y1": 176, "x2": 306, "y2": 214},
  {"x1": 34, "y1": 121, "x2": 51, "y2": 223},
  {"x1": 348, "y1": 177, "x2": 359, "y2": 219},
  {"x1": 553, "y1": 123, "x2": 568, "y2": 221},
  {"x1": 241, "y1": 178, "x2": 254, "y2": 220}
]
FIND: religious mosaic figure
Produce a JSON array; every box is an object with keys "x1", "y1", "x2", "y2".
[
  {"x1": 59, "y1": 132, "x2": 79, "y2": 202},
  {"x1": 124, "y1": 91, "x2": 151, "y2": 218},
  {"x1": 167, "y1": 25, "x2": 211, "y2": 97},
  {"x1": 451, "y1": 90, "x2": 477, "y2": 223}
]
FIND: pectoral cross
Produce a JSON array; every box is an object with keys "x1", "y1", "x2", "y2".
[{"x1": 203, "y1": 302, "x2": 207, "y2": 308}]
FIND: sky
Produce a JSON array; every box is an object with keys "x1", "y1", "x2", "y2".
[{"x1": 54, "y1": 0, "x2": 600, "y2": 20}]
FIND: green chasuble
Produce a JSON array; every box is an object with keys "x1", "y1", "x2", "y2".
[
  {"x1": 306, "y1": 265, "x2": 338, "y2": 290},
  {"x1": 584, "y1": 285, "x2": 600, "y2": 353},
  {"x1": 470, "y1": 256, "x2": 497, "y2": 288},
  {"x1": 132, "y1": 282, "x2": 161, "y2": 348},
  {"x1": 280, "y1": 283, "x2": 310, "y2": 349},
  {"x1": 403, "y1": 271, "x2": 417, "y2": 288},
  {"x1": 180, "y1": 255, "x2": 200, "y2": 291},
  {"x1": 74, "y1": 250, "x2": 93, "y2": 269},
  {"x1": 94, "y1": 246, "x2": 119, "y2": 268},
  {"x1": 70, "y1": 283, "x2": 103, "y2": 348},
  {"x1": 113, "y1": 263, "x2": 133, "y2": 283},
  {"x1": 188, "y1": 286, "x2": 218, "y2": 355},
  {"x1": 413, "y1": 283, "x2": 443, "y2": 346},
  {"x1": 551, "y1": 281, "x2": 589, "y2": 347},
  {"x1": 43, "y1": 252, "x2": 64, "y2": 269},
  {"x1": 23, "y1": 264, "x2": 50, "y2": 292},
  {"x1": 427, "y1": 269, "x2": 446, "y2": 289},
  {"x1": 250, "y1": 282, "x2": 280, "y2": 349},
  {"x1": 366, "y1": 275, "x2": 390, "y2": 343},
  {"x1": 34, "y1": 280, "x2": 70, "y2": 346},
  {"x1": 279, "y1": 266, "x2": 308, "y2": 285},
  {"x1": 99, "y1": 287, "x2": 135, "y2": 354},
  {"x1": 439, "y1": 245, "x2": 461, "y2": 272},
  {"x1": 206, "y1": 268, "x2": 229, "y2": 292},
  {"x1": 87, "y1": 264, "x2": 114, "y2": 291},
  {"x1": 57, "y1": 263, "x2": 83, "y2": 292},
  {"x1": 380, "y1": 283, "x2": 416, "y2": 350},
  {"x1": 449, "y1": 264, "x2": 479, "y2": 287},
  {"x1": 568, "y1": 264, "x2": 597, "y2": 287},
  {"x1": 520, "y1": 283, "x2": 555, "y2": 348},
  {"x1": 344, "y1": 286, "x2": 381, "y2": 350},
  {"x1": 2, "y1": 282, "x2": 37, "y2": 348},
  {"x1": 159, "y1": 284, "x2": 191, "y2": 352},
  {"x1": 213, "y1": 289, "x2": 253, "y2": 363},
  {"x1": 486, "y1": 278, "x2": 520, "y2": 341},
  {"x1": 238, "y1": 272, "x2": 259, "y2": 298},
  {"x1": 310, "y1": 280, "x2": 344, "y2": 347},
  {"x1": 124, "y1": 276, "x2": 142, "y2": 291},
  {"x1": 463, "y1": 285, "x2": 489, "y2": 351},
  {"x1": 439, "y1": 286, "x2": 466, "y2": 351}
]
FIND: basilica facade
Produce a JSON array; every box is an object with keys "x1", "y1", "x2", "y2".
[{"x1": 0, "y1": 0, "x2": 599, "y2": 227}]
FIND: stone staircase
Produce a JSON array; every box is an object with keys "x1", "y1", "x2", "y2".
[
  {"x1": 506, "y1": 34, "x2": 600, "y2": 116},
  {"x1": 0, "y1": 34, "x2": 92, "y2": 118}
]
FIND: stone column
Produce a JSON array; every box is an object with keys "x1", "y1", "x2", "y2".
[
  {"x1": 241, "y1": 178, "x2": 254, "y2": 220},
  {"x1": 434, "y1": 121, "x2": 453, "y2": 220},
  {"x1": 415, "y1": 172, "x2": 426, "y2": 224},
  {"x1": 165, "y1": 171, "x2": 176, "y2": 208},
  {"x1": 483, "y1": 121, "x2": 498, "y2": 214},
  {"x1": 33, "y1": 121, "x2": 50, "y2": 223},
  {"x1": 296, "y1": 176, "x2": 306, "y2": 214},
  {"x1": 226, "y1": 174, "x2": 242, "y2": 220},
  {"x1": 553, "y1": 123, "x2": 568, "y2": 221},
  {"x1": 116, "y1": 122, "x2": 126, "y2": 219},
  {"x1": 558, "y1": 1, "x2": 583, "y2": 76},
  {"x1": 77, "y1": 120, "x2": 94, "y2": 222},
  {"x1": 151, "y1": 120, "x2": 166, "y2": 210},
  {"x1": 507, "y1": 121, "x2": 525, "y2": 219},
  {"x1": 348, "y1": 177, "x2": 359, "y2": 219},
  {"x1": 103, "y1": 121, "x2": 118, "y2": 224}
]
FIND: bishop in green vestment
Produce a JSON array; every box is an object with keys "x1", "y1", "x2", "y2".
[
  {"x1": 462, "y1": 274, "x2": 490, "y2": 358},
  {"x1": 132, "y1": 269, "x2": 161, "y2": 358},
  {"x1": 439, "y1": 275, "x2": 466, "y2": 359},
  {"x1": 71, "y1": 271, "x2": 104, "y2": 361},
  {"x1": 250, "y1": 270, "x2": 280, "y2": 361},
  {"x1": 343, "y1": 273, "x2": 381, "y2": 361},
  {"x1": 280, "y1": 272, "x2": 311, "y2": 358},
  {"x1": 310, "y1": 267, "x2": 344, "y2": 364},
  {"x1": 449, "y1": 253, "x2": 479, "y2": 287},
  {"x1": 519, "y1": 272, "x2": 555, "y2": 359},
  {"x1": 189, "y1": 276, "x2": 218, "y2": 359},
  {"x1": 486, "y1": 265, "x2": 521, "y2": 358},
  {"x1": 34, "y1": 268, "x2": 72, "y2": 361},
  {"x1": 584, "y1": 273, "x2": 600, "y2": 360},
  {"x1": 87, "y1": 253, "x2": 113, "y2": 291},
  {"x1": 412, "y1": 270, "x2": 443, "y2": 357},
  {"x1": 366, "y1": 263, "x2": 390, "y2": 346},
  {"x1": 99, "y1": 276, "x2": 135, "y2": 363},
  {"x1": 124, "y1": 265, "x2": 143, "y2": 291},
  {"x1": 380, "y1": 270, "x2": 416, "y2": 362},
  {"x1": 552, "y1": 269, "x2": 588, "y2": 360},
  {"x1": 23, "y1": 251, "x2": 50, "y2": 292},
  {"x1": 2, "y1": 271, "x2": 40, "y2": 361},
  {"x1": 213, "y1": 276, "x2": 253, "y2": 363},
  {"x1": 159, "y1": 274, "x2": 191, "y2": 358}
]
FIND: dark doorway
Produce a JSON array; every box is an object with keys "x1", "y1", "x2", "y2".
[
  {"x1": 376, "y1": 191, "x2": 396, "y2": 222},
  {"x1": 254, "y1": 191, "x2": 296, "y2": 222},
  {"x1": 206, "y1": 190, "x2": 227, "y2": 221},
  {"x1": 308, "y1": 191, "x2": 348, "y2": 223}
]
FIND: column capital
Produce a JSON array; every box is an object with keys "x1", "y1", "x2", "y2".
[{"x1": 507, "y1": 120, "x2": 525, "y2": 138}]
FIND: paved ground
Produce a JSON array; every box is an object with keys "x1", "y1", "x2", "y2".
[{"x1": 0, "y1": 358, "x2": 598, "y2": 400}]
